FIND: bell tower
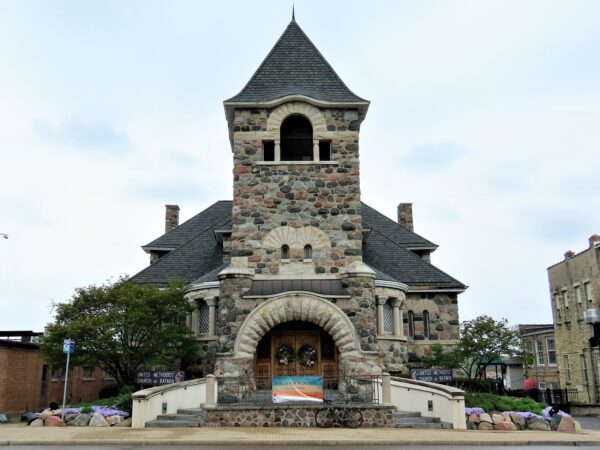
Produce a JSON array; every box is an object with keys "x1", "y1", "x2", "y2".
[{"x1": 223, "y1": 18, "x2": 370, "y2": 278}]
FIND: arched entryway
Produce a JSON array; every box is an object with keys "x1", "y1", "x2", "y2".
[{"x1": 255, "y1": 321, "x2": 340, "y2": 386}]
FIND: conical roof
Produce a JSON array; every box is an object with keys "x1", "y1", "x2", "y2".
[{"x1": 225, "y1": 20, "x2": 368, "y2": 105}]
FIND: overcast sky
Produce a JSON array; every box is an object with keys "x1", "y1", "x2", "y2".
[{"x1": 1, "y1": 0, "x2": 599, "y2": 331}]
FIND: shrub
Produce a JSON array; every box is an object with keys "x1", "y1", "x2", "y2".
[
  {"x1": 80, "y1": 406, "x2": 93, "y2": 414},
  {"x1": 465, "y1": 392, "x2": 547, "y2": 415},
  {"x1": 99, "y1": 383, "x2": 120, "y2": 399}
]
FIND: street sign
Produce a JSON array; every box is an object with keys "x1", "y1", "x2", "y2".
[
  {"x1": 411, "y1": 368, "x2": 453, "y2": 383},
  {"x1": 62, "y1": 339, "x2": 75, "y2": 354}
]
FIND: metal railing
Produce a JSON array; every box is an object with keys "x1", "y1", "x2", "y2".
[
  {"x1": 505, "y1": 388, "x2": 578, "y2": 411},
  {"x1": 216, "y1": 374, "x2": 381, "y2": 406}
]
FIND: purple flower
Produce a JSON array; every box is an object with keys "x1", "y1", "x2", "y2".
[
  {"x1": 542, "y1": 406, "x2": 570, "y2": 420},
  {"x1": 465, "y1": 407, "x2": 485, "y2": 415},
  {"x1": 91, "y1": 405, "x2": 129, "y2": 417}
]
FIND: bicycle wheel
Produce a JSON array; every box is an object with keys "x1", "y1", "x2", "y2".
[
  {"x1": 343, "y1": 409, "x2": 363, "y2": 428},
  {"x1": 315, "y1": 408, "x2": 334, "y2": 428}
]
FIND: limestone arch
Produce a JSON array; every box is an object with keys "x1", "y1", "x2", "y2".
[
  {"x1": 266, "y1": 102, "x2": 327, "y2": 134},
  {"x1": 233, "y1": 292, "x2": 361, "y2": 359},
  {"x1": 263, "y1": 226, "x2": 330, "y2": 250}
]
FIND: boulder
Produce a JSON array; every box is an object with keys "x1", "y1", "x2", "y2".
[
  {"x1": 105, "y1": 415, "x2": 124, "y2": 426},
  {"x1": 40, "y1": 410, "x2": 52, "y2": 419},
  {"x1": 478, "y1": 421, "x2": 494, "y2": 430},
  {"x1": 44, "y1": 416, "x2": 65, "y2": 427},
  {"x1": 67, "y1": 414, "x2": 92, "y2": 427},
  {"x1": 491, "y1": 413, "x2": 505, "y2": 424},
  {"x1": 51, "y1": 409, "x2": 63, "y2": 416},
  {"x1": 550, "y1": 414, "x2": 562, "y2": 431},
  {"x1": 467, "y1": 421, "x2": 478, "y2": 430},
  {"x1": 64, "y1": 413, "x2": 79, "y2": 423},
  {"x1": 501, "y1": 412, "x2": 512, "y2": 423},
  {"x1": 509, "y1": 412, "x2": 525, "y2": 430},
  {"x1": 29, "y1": 418, "x2": 44, "y2": 427},
  {"x1": 89, "y1": 413, "x2": 109, "y2": 427},
  {"x1": 575, "y1": 420, "x2": 581, "y2": 433},
  {"x1": 494, "y1": 421, "x2": 518, "y2": 431},
  {"x1": 479, "y1": 413, "x2": 493, "y2": 423},
  {"x1": 467, "y1": 413, "x2": 480, "y2": 424},
  {"x1": 526, "y1": 418, "x2": 550, "y2": 431},
  {"x1": 113, "y1": 417, "x2": 132, "y2": 428},
  {"x1": 557, "y1": 416, "x2": 577, "y2": 433}
]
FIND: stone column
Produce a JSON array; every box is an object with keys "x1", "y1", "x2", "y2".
[
  {"x1": 313, "y1": 139, "x2": 320, "y2": 161},
  {"x1": 382, "y1": 372, "x2": 391, "y2": 404},
  {"x1": 391, "y1": 298, "x2": 402, "y2": 337},
  {"x1": 205, "y1": 374, "x2": 216, "y2": 406},
  {"x1": 191, "y1": 301, "x2": 198, "y2": 336},
  {"x1": 206, "y1": 297, "x2": 218, "y2": 336},
  {"x1": 274, "y1": 139, "x2": 281, "y2": 162},
  {"x1": 376, "y1": 296, "x2": 386, "y2": 335}
]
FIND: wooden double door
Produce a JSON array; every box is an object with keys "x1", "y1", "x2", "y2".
[{"x1": 255, "y1": 322, "x2": 339, "y2": 383}]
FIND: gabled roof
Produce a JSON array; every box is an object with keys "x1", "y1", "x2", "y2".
[
  {"x1": 225, "y1": 20, "x2": 367, "y2": 105},
  {"x1": 131, "y1": 200, "x2": 465, "y2": 290}
]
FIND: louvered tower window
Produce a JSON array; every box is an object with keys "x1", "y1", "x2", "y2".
[
  {"x1": 197, "y1": 301, "x2": 210, "y2": 335},
  {"x1": 383, "y1": 300, "x2": 394, "y2": 334}
]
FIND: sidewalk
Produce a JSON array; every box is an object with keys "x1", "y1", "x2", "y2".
[{"x1": 2, "y1": 425, "x2": 600, "y2": 446}]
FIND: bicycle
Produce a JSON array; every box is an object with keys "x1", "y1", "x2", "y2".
[{"x1": 315, "y1": 399, "x2": 364, "y2": 428}]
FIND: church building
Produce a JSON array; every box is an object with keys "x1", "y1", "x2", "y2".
[{"x1": 130, "y1": 18, "x2": 466, "y2": 384}]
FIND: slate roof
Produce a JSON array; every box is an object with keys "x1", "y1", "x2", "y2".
[
  {"x1": 130, "y1": 200, "x2": 465, "y2": 289},
  {"x1": 225, "y1": 20, "x2": 367, "y2": 104}
]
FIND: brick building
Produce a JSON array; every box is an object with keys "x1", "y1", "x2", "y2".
[
  {"x1": 0, "y1": 331, "x2": 111, "y2": 416},
  {"x1": 519, "y1": 324, "x2": 560, "y2": 390},
  {"x1": 130, "y1": 18, "x2": 466, "y2": 383},
  {"x1": 549, "y1": 235, "x2": 600, "y2": 403}
]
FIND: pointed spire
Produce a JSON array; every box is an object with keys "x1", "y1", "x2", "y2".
[{"x1": 292, "y1": 4, "x2": 295, "y2": 21}]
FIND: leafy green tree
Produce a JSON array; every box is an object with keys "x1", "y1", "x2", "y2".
[
  {"x1": 420, "y1": 343, "x2": 460, "y2": 369},
  {"x1": 453, "y1": 315, "x2": 525, "y2": 381},
  {"x1": 40, "y1": 277, "x2": 198, "y2": 387}
]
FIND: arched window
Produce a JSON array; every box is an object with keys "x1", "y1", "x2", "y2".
[
  {"x1": 197, "y1": 300, "x2": 210, "y2": 335},
  {"x1": 408, "y1": 310, "x2": 415, "y2": 338},
  {"x1": 383, "y1": 300, "x2": 393, "y2": 334},
  {"x1": 281, "y1": 244, "x2": 290, "y2": 260},
  {"x1": 423, "y1": 310, "x2": 430, "y2": 339},
  {"x1": 280, "y1": 115, "x2": 313, "y2": 161},
  {"x1": 304, "y1": 244, "x2": 312, "y2": 259}
]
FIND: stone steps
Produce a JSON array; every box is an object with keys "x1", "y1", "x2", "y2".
[
  {"x1": 393, "y1": 411, "x2": 452, "y2": 429},
  {"x1": 145, "y1": 408, "x2": 204, "y2": 428}
]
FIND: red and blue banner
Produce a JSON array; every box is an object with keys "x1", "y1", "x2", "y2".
[{"x1": 272, "y1": 376, "x2": 324, "y2": 403}]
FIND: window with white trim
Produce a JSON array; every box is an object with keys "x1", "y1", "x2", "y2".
[
  {"x1": 546, "y1": 338, "x2": 556, "y2": 365},
  {"x1": 281, "y1": 245, "x2": 290, "y2": 260},
  {"x1": 408, "y1": 310, "x2": 415, "y2": 338},
  {"x1": 536, "y1": 339, "x2": 545, "y2": 365},
  {"x1": 304, "y1": 244, "x2": 312, "y2": 260},
  {"x1": 564, "y1": 355, "x2": 572, "y2": 382}
]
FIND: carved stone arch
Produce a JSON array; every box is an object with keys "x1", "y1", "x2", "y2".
[
  {"x1": 267, "y1": 102, "x2": 327, "y2": 134},
  {"x1": 233, "y1": 293, "x2": 361, "y2": 359},
  {"x1": 263, "y1": 226, "x2": 330, "y2": 250}
]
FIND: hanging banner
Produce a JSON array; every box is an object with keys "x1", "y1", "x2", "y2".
[{"x1": 272, "y1": 376, "x2": 324, "y2": 403}]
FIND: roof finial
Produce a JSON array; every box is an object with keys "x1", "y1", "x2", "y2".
[{"x1": 292, "y1": 4, "x2": 295, "y2": 21}]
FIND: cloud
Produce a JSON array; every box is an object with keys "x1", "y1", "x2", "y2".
[
  {"x1": 401, "y1": 141, "x2": 467, "y2": 170},
  {"x1": 33, "y1": 119, "x2": 131, "y2": 151}
]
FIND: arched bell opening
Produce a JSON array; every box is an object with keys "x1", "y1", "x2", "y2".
[
  {"x1": 254, "y1": 321, "x2": 340, "y2": 388},
  {"x1": 280, "y1": 115, "x2": 313, "y2": 161}
]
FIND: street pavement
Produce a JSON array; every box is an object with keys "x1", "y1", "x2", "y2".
[{"x1": 1, "y1": 425, "x2": 600, "y2": 447}]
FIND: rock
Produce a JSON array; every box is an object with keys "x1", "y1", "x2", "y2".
[
  {"x1": 509, "y1": 412, "x2": 525, "y2": 430},
  {"x1": 526, "y1": 418, "x2": 551, "y2": 431},
  {"x1": 67, "y1": 414, "x2": 92, "y2": 427},
  {"x1": 550, "y1": 414, "x2": 562, "y2": 431},
  {"x1": 44, "y1": 416, "x2": 65, "y2": 427},
  {"x1": 105, "y1": 415, "x2": 124, "y2": 426},
  {"x1": 574, "y1": 420, "x2": 581, "y2": 433},
  {"x1": 479, "y1": 413, "x2": 493, "y2": 423},
  {"x1": 478, "y1": 421, "x2": 494, "y2": 430},
  {"x1": 64, "y1": 413, "x2": 79, "y2": 423},
  {"x1": 467, "y1": 413, "x2": 480, "y2": 424},
  {"x1": 557, "y1": 415, "x2": 576, "y2": 433},
  {"x1": 29, "y1": 418, "x2": 44, "y2": 427},
  {"x1": 494, "y1": 421, "x2": 517, "y2": 431},
  {"x1": 501, "y1": 412, "x2": 512, "y2": 423},
  {"x1": 51, "y1": 409, "x2": 63, "y2": 416},
  {"x1": 113, "y1": 417, "x2": 132, "y2": 427},
  {"x1": 491, "y1": 413, "x2": 505, "y2": 424},
  {"x1": 467, "y1": 421, "x2": 478, "y2": 430},
  {"x1": 40, "y1": 410, "x2": 52, "y2": 419},
  {"x1": 89, "y1": 413, "x2": 109, "y2": 427}
]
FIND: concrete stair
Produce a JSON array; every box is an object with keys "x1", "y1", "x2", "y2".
[
  {"x1": 393, "y1": 411, "x2": 452, "y2": 429},
  {"x1": 145, "y1": 408, "x2": 204, "y2": 428}
]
